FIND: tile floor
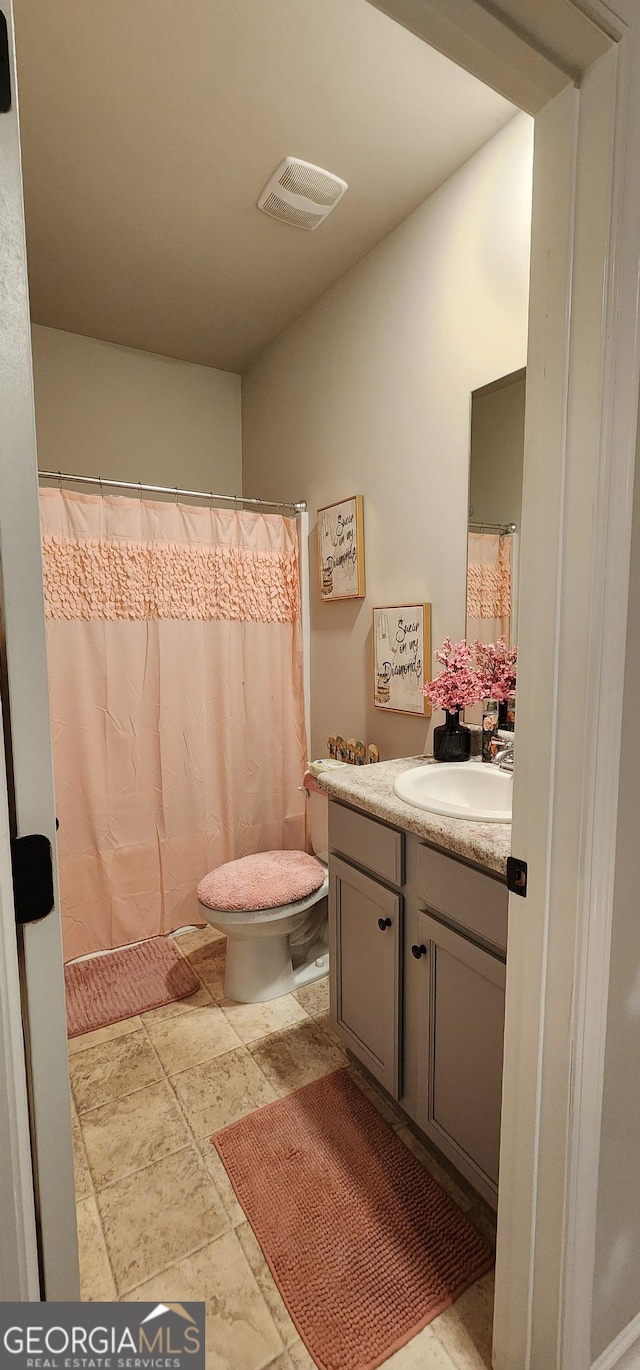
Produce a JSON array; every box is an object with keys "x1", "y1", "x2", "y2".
[{"x1": 69, "y1": 926, "x2": 495, "y2": 1370}]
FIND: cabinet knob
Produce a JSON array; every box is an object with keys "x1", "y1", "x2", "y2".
[
  {"x1": 411, "y1": 943, "x2": 427, "y2": 959},
  {"x1": 377, "y1": 917, "x2": 392, "y2": 931}
]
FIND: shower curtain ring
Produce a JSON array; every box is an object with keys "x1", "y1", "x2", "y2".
[
  {"x1": 209, "y1": 492, "x2": 214, "y2": 510},
  {"x1": 175, "y1": 486, "x2": 179, "y2": 504},
  {"x1": 98, "y1": 475, "x2": 103, "y2": 495},
  {"x1": 138, "y1": 481, "x2": 143, "y2": 502},
  {"x1": 57, "y1": 470, "x2": 62, "y2": 491}
]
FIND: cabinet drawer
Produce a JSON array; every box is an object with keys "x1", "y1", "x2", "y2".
[
  {"x1": 329, "y1": 801, "x2": 404, "y2": 886},
  {"x1": 415, "y1": 842, "x2": 508, "y2": 955}
]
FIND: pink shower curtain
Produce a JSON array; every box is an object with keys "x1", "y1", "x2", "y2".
[
  {"x1": 466, "y1": 531, "x2": 512, "y2": 645},
  {"x1": 40, "y1": 489, "x2": 307, "y2": 961}
]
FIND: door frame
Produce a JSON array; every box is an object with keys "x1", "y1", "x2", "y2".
[
  {"x1": 2, "y1": 0, "x2": 640, "y2": 1355},
  {"x1": 0, "y1": 0, "x2": 79, "y2": 1299},
  {"x1": 0, "y1": 693, "x2": 40, "y2": 1298},
  {"x1": 371, "y1": 2, "x2": 640, "y2": 1367}
]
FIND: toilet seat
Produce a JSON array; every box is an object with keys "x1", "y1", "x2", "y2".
[
  {"x1": 198, "y1": 873, "x2": 329, "y2": 927},
  {"x1": 197, "y1": 849, "x2": 326, "y2": 913}
]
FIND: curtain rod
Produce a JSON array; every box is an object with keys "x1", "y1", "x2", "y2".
[
  {"x1": 38, "y1": 470, "x2": 307, "y2": 514},
  {"x1": 469, "y1": 521, "x2": 517, "y2": 534}
]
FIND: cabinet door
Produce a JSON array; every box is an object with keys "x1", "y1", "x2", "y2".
[
  {"x1": 329, "y1": 856, "x2": 402, "y2": 1097},
  {"x1": 414, "y1": 910, "x2": 505, "y2": 1207}
]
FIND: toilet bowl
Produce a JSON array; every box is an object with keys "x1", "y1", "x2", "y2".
[{"x1": 196, "y1": 771, "x2": 334, "y2": 1004}]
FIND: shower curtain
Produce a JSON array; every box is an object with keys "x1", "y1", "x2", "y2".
[
  {"x1": 40, "y1": 489, "x2": 307, "y2": 961},
  {"x1": 466, "y1": 531, "x2": 513, "y2": 645}
]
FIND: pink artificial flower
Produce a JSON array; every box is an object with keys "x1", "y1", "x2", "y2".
[
  {"x1": 474, "y1": 637, "x2": 518, "y2": 702},
  {"x1": 422, "y1": 637, "x2": 484, "y2": 713}
]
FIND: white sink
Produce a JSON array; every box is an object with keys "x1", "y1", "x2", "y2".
[{"x1": 393, "y1": 761, "x2": 512, "y2": 823}]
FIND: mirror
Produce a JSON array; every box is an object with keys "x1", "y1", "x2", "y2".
[{"x1": 466, "y1": 367, "x2": 525, "y2": 650}]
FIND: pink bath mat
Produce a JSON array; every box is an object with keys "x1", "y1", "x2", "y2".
[
  {"x1": 65, "y1": 936, "x2": 200, "y2": 1037},
  {"x1": 213, "y1": 1068, "x2": 493, "y2": 1370}
]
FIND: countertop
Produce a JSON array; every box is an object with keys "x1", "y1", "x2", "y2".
[{"x1": 316, "y1": 756, "x2": 511, "y2": 878}]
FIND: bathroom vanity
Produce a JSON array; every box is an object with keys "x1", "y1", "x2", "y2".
[{"x1": 318, "y1": 757, "x2": 511, "y2": 1209}]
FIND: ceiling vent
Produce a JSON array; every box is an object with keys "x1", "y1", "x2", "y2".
[{"x1": 257, "y1": 157, "x2": 348, "y2": 231}]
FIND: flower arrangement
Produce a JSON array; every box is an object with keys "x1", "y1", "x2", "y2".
[
  {"x1": 423, "y1": 636, "x2": 518, "y2": 714},
  {"x1": 474, "y1": 637, "x2": 518, "y2": 702},
  {"x1": 422, "y1": 638, "x2": 484, "y2": 714}
]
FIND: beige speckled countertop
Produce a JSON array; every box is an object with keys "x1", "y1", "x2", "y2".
[{"x1": 317, "y1": 756, "x2": 511, "y2": 877}]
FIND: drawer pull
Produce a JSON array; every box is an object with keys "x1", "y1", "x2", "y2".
[
  {"x1": 411, "y1": 943, "x2": 427, "y2": 959},
  {"x1": 377, "y1": 917, "x2": 392, "y2": 931}
]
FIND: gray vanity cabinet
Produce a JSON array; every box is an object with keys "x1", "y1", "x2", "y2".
[
  {"x1": 327, "y1": 794, "x2": 508, "y2": 1209},
  {"x1": 412, "y1": 910, "x2": 506, "y2": 1203},
  {"x1": 328, "y1": 855, "x2": 402, "y2": 1098}
]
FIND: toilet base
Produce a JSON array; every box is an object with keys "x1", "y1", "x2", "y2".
[
  {"x1": 293, "y1": 951, "x2": 329, "y2": 989},
  {"x1": 225, "y1": 933, "x2": 293, "y2": 1003},
  {"x1": 224, "y1": 935, "x2": 328, "y2": 1004}
]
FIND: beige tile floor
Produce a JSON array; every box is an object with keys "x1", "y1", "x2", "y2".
[{"x1": 69, "y1": 927, "x2": 495, "y2": 1370}]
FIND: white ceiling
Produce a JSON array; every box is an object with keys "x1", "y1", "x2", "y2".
[{"x1": 13, "y1": 0, "x2": 517, "y2": 374}]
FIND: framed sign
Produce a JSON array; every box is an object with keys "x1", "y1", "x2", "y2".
[
  {"x1": 373, "y1": 604, "x2": 431, "y2": 715},
  {"x1": 317, "y1": 495, "x2": 365, "y2": 601}
]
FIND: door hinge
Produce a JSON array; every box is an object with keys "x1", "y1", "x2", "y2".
[
  {"x1": 11, "y1": 834, "x2": 55, "y2": 925},
  {"x1": 506, "y1": 856, "x2": 528, "y2": 898},
  {"x1": 0, "y1": 13, "x2": 11, "y2": 113}
]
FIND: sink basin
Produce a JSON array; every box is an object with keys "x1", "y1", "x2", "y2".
[{"x1": 393, "y1": 761, "x2": 512, "y2": 823}]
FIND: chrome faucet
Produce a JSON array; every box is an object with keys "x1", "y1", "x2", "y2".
[{"x1": 492, "y1": 739, "x2": 514, "y2": 772}]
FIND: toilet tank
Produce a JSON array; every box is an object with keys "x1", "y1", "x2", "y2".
[
  {"x1": 307, "y1": 783, "x2": 329, "y2": 863},
  {"x1": 304, "y1": 761, "x2": 347, "y2": 864}
]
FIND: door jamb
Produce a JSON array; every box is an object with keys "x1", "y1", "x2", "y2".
[
  {"x1": 371, "y1": 3, "x2": 639, "y2": 1367},
  {"x1": 0, "y1": 0, "x2": 80, "y2": 1300},
  {"x1": 0, "y1": 694, "x2": 40, "y2": 1298}
]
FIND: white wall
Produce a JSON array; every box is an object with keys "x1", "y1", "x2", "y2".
[
  {"x1": 243, "y1": 114, "x2": 533, "y2": 759},
  {"x1": 31, "y1": 327, "x2": 242, "y2": 494}
]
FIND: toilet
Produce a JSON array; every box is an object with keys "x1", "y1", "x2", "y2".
[{"x1": 196, "y1": 769, "x2": 335, "y2": 1004}]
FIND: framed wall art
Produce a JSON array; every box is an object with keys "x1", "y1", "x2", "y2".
[
  {"x1": 373, "y1": 604, "x2": 432, "y2": 716},
  {"x1": 317, "y1": 495, "x2": 365, "y2": 601}
]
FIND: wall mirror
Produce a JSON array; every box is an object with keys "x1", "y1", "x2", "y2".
[
  {"x1": 467, "y1": 367, "x2": 525, "y2": 650},
  {"x1": 465, "y1": 368, "x2": 525, "y2": 728}
]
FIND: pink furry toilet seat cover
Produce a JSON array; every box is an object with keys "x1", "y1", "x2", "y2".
[{"x1": 197, "y1": 850, "x2": 326, "y2": 912}]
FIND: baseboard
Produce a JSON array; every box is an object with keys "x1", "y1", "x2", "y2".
[{"x1": 592, "y1": 1309, "x2": 640, "y2": 1370}]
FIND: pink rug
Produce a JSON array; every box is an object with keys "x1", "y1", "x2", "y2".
[
  {"x1": 65, "y1": 936, "x2": 200, "y2": 1037},
  {"x1": 213, "y1": 1068, "x2": 493, "y2": 1370}
]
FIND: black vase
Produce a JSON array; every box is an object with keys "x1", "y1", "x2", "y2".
[{"x1": 433, "y1": 710, "x2": 471, "y2": 763}]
